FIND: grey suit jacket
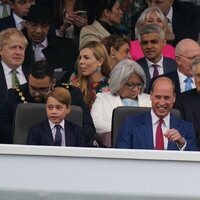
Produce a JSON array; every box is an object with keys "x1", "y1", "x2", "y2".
[
  {"x1": 137, "y1": 57, "x2": 177, "y2": 92},
  {"x1": 79, "y1": 20, "x2": 110, "y2": 49}
]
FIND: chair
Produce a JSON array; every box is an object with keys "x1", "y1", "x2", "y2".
[
  {"x1": 111, "y1": 106, "x2": 181, "y2": 148},
  {"x1": 13, "y1": 103, "x2": 83, "y2": 144}
]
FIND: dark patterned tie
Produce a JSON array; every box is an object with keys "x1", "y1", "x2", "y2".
[
  {"x1": 54, "y1": 125, "x2": 62, "y2": 146},
  {"x1": 152, "y1": 64, "x2": 159, "y2": 78},
  {"x1": 155, "y1": 119, "x2": 164, "y2": 150}
]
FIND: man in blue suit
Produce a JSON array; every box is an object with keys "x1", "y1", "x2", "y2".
[{"x1": 117, "y1": 77, "x2": 196, "y2": 151}]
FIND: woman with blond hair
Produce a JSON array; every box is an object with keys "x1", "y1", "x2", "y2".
[
  {"x1": 69, "y1": 41, "x2": 110, "y2": 110},
  {"x1": 130, "y1": 7, "x2": 175, "y2": 61}
]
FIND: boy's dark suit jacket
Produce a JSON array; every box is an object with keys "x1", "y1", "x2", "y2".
[{"x1": 26, "y1": 119, "x2": 84, "y2": 147}]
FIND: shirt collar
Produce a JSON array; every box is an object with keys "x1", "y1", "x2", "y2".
[
  {"x1": 1, "y1": 60, "x2": 23, "y2": 75},
  {"x1": 166, "y1": 6, "x2": 173, "y2": 22},
  {"x1": 151, "y1": 109, "x2": 170, "y2": 127},
  {"x1": 33, "y1": 38, "x2": 48, "y2": 49},
  {"x1": 146, "y1": 56, "x2": 164, "y2": 68},
  {"x1": 13, "y1": 12, "x2": 24, "y2": 24},
  {"x1": 49, "y1": 119, "x2": 65, "y2": 130},
  {"x1": 177, "y1": 69, "x2": 194, "y2": 83}
]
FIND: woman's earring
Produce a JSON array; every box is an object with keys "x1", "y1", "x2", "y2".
[
  {"x1": 111, "y1": 55, "x2": 115, "y2": 59},
  {"x1": 97, "y1": 66, "x2": 101, "y2": 71}
]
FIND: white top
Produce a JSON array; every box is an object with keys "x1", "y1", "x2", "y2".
[
  {"x1": 2, "y1": 61, "x2": 27, "y2": 89},
  {"x1": 91, "y1": 92, "x2": 151, "y2": 134}
]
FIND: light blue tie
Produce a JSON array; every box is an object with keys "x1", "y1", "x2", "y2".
[{"x1": 184, "y1": 77, "x2": 193, "y2": 91}]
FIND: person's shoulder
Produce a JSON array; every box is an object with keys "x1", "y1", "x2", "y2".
[
  {"x1": 59, "y1": 83, "x2": 82, "y2": 95},
  {"x1": 179, "y1": 88, "x2": 197, "y2": 98},
  {"x1": 6, "y1": 83, "x2": 29, "y2": 102}
]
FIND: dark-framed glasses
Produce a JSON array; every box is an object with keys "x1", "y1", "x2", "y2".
[
  {"x1": 29, "y1": 85, "x2": 52, "y2": 94},
  {"x1": 125, "y1": 82, "x2": 143, "y2": 89}
]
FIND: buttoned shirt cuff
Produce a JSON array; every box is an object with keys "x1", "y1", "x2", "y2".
[
  {"x1": 177, "y1": 138, "x2": 187, "y2": 151},
  {"x1": 56, "y1": 29, "x2": 64, "y2": 37}
]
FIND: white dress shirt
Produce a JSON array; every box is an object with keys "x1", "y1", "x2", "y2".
[
  {"x1": 151, "y1": 110, "x2": 170, "y2": 150},
  {"x1": 151, "y1": 109, "x2": 186, "y2": 150},
  {"x1": 13, "y1": 13, "x2": 25, "y2": 30},
  {"x1": 33, "y1": 39, "x2": 48, "y2": 61},
  {"x1": 49, "y1": 120, "x2": 66, "y2": 146},
  {"x1": 146, "y1": 56, "x2": 164, "y2": 78},
  {"x1": 177, "y1": 69, "x2": 195, "y2": 92},
  {"x1": 2, "y1": 61, "x2": 27, "y2": 89}
]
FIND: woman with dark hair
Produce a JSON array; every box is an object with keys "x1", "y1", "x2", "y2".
[
  {"x1": 101, "y1": 34, "x2": 131, "y2": 71},
  {"x1": 79, "y1": 0, "x2": 123, "y2": 49}
]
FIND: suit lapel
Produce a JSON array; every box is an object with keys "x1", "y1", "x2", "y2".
[
  {"x1": 167, "y1": 114, "x2": 179, "y2": 150},
  {"x1": 141, "y1": 112, "x2": 154, "y2": 149},
  {"x1": 64, "y1": 120, "x2": 74, "y2": 146},
  {"x1": 0, "y1": 63, "x2": 8, "y2": 101},
  {"x1": 43, "y1": 120, "x2": 55, "y2": 145}
]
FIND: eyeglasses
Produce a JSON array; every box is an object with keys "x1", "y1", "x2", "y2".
[
  {"x1": 125, "y1": 82, "x2": 143, "y2": 89},
  {"x1": 29, "y1": 85, "x2": 52, "y2": 94},
  {"x1": 177, "y1": 54, "x2": 197, "y2": 62}
]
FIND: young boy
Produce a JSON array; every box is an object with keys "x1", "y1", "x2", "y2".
[{"x1": 26, "y1": 87, "x2": 84, "y2": 146}]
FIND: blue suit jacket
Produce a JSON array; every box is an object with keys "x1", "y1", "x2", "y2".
[
  {"x1": 26, "y1": 119, "x2": 85, "y2": 147},
  {"x1": 136, "y1": 57, "x2": 177, "y2": 93},
  {"x1": 117, "y1": 111, "x2": 196, "y2": 151}
]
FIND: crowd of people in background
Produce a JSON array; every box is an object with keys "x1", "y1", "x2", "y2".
[{"x1": 0, "y1": 0, "x2": 200, "y2": 151}]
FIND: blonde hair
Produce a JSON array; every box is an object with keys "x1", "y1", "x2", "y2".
[
  {"x1": 78, "y1": 41, "x2": 110, "y2": 106},
  {"x1": 135, "y1": 7, "x2": 174, "y2": 41},
  {"x1": 0, "y1": 28, "x2": 28, "y2": 49}
]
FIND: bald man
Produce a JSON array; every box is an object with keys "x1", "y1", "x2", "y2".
[
  {"x1": 117, "y1": 77, "x2": 196, "y2": 151},
  {"x1": 149, "y1": 39, "x2": 200, "y2": 95}
]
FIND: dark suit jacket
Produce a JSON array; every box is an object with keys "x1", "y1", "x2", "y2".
[
  {"x1": 26, "y1": 119, "x2": 84, "y2": 146},
  {"x1": 136, "y1": 57, "x2": 177, "y2": 92},
  {"x1": 0, "y1": 62, "x2": 29, "y2": 104},
  {"x1": 116, "y1": 111, "x2": 196, "y2": 151},
  {"x1": 23, "y1": 33, "x2": 79, "y2": 82},
  {"x1": 148, "y1": 70, "x2": 181, "y2": 95},
  {"x1": 0, "y1": 83, "x2": 95, "y2": 145},
  {"x1": 175, "y1": 89, "x2": 200, "y2": 150},
  {"x1": 0, "y1": 14, "x2": 16, "y2": 32}
]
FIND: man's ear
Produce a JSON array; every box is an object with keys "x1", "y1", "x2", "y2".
[{"x1": 52, "y1": 78, "x2": 56, "y2": 88}]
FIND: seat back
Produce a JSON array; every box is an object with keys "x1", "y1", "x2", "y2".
[
  {"x1": 13, "y1": 103, "x2": 83, "y2": 144},
  {"x1": 111, "y1": 106, "x2": 181, "y2": 147}
]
